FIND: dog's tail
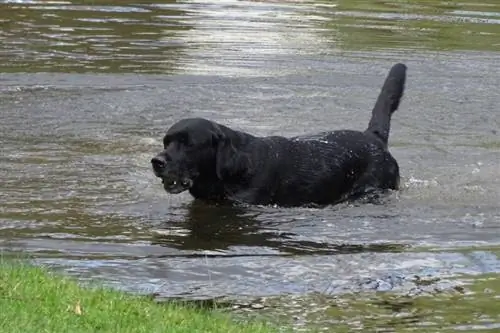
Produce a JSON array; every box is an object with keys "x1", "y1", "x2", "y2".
[{"x1": 365, "y1": 63, "x2": 407, "y2": 145}]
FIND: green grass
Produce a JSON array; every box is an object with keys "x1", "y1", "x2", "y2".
[{"x1": 0, "y1": 260, "x2": 279, "y2": 333}]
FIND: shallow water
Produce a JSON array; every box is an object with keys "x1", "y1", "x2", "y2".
[{"x1": 1, "y1": 0, "x2": 500, "y2": 330}]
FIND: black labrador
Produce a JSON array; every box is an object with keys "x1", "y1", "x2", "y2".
[{"x1": 151, "y1": 63, "x2": 407, "y2": 207}]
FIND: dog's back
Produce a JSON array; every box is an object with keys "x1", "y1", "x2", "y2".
[{"x1": 261, "y1": 131, "x2": 398, "y2": 206}]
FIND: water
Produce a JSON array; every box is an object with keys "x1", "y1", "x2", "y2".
[{"x1": 1, "y1": 0, "x2": 500, "y2": 331}]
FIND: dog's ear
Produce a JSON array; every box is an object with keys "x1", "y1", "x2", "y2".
[{"x1": 214, "y1": 133, "x2": 251, "y2": 181}]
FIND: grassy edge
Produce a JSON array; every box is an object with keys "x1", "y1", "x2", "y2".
[{"x1": 0, "y1": 258, "x2": 280, "y2": 333}]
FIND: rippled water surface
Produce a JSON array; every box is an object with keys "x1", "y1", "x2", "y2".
[{"x1": 1, "y1": 0, "x2": 500, "y2": 331}]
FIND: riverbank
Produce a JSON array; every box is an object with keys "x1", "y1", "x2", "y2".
[{"x1": 0, "y1": 260, "x2": 278, "y2": 333}]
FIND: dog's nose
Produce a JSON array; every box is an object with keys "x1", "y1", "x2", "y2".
[{"x1": 151, "y1": 156, "x2": 167, "y2": 170}]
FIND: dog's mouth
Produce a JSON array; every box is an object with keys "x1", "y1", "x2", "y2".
[{"x1": 161, "y1": 177, "x2": 193, "y2": 194}]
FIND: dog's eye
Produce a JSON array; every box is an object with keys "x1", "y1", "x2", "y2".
[
  {"x1": 164, "y1": 132, "x2": 191, "y2": 147},
  {"x1": 177, "y1": 133, "x2": 191, "y2": 146}
]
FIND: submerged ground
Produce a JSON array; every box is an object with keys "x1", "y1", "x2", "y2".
[{"x1": 0, "y1": 0, "x2": 499, "y2": 331}]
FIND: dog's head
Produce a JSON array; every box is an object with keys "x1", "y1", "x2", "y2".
[{"x1": 151, "y1": 118, "x2": 250, "y2": 194}]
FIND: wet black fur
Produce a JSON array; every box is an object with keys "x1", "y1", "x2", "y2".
[{"x1": 151, "y1": 63, "x2": 407, "y2": 207}]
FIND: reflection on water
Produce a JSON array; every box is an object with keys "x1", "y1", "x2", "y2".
[
  {"x1": 0, "y1": 0, "x2": 189, "y2": 73},
  {"x1": 1, "y1": 0, "x2": 500, "y2": 74},
  {"x1": 1, "y1": 0, "x2": 500, "y2": 331},
  {"x1": 150, "y1": 201, "x2": 408, "y2": 256}
]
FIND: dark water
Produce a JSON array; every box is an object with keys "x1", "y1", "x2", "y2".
[{"x1": 1, "y1": 0, "x2": 500, "y2": 330}]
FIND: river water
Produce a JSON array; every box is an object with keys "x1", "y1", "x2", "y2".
[{"x1": 1, "y1": 0, "x2": 499, "y2": 330}]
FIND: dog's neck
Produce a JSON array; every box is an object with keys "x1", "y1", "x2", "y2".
[{"x1": 220, "y1": 124, "x2": 256, "y2": 150}]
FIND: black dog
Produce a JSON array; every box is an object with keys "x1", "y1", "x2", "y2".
[{"x1": 151, "y1": 63, "x2": 406, "y2": 207}]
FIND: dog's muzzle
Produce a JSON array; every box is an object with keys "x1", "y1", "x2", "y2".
[
  {"x1": 151, "y1": 156, "x2": 167, "y2": 176},
  {"x1": 151, "y1": 156, "x2": 192, "y2": 194}
]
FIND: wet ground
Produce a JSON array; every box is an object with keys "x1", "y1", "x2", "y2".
[{"x1": 1, "y1": 0, "x2": 499, "y2": 331}]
